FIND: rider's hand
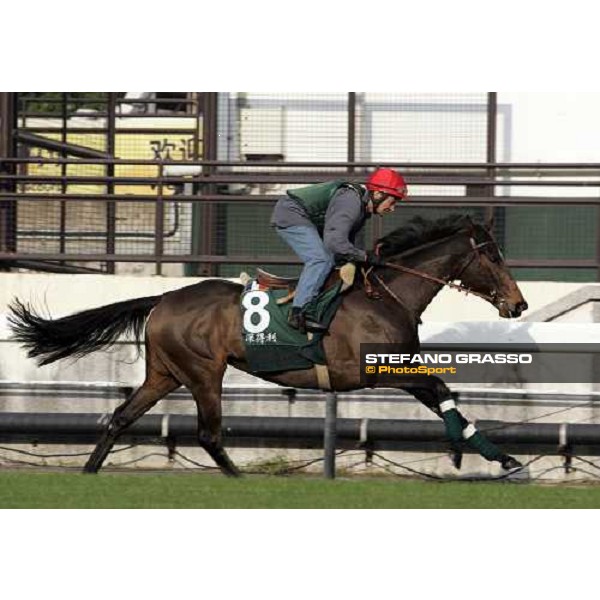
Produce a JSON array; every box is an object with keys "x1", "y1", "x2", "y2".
[
  {"x1": 334, "y1": 253, "x2": 353, "y2": 267},
  {"x1": 365, "y1": 251, "x2": 386, "y2": 268}
]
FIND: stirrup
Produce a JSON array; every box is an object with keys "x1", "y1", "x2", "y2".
[{"x1": 303, "y1": 317, "x2": 327, "y2": 333}]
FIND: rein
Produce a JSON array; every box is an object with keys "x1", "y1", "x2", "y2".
[{"x1": 369, "y1": 240, "x2": 499, "y2": 305}]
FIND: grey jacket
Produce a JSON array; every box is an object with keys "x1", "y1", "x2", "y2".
[{"x1": 271, "y1": 186, "x2": 371, "y2": 262}]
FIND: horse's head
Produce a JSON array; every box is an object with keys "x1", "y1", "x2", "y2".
[
  {"x1": 378, "y1": 214, "x2": 528, "y2": 319},
  {"x1": 456, "y1": 218, "x2": 528, "y2": 319}
]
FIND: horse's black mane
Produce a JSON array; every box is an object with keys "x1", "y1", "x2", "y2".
[{"x1": 377, "y1": 214, "x2": 476, "y2": 258}]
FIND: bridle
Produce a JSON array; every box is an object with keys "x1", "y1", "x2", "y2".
[{"x1": 368, "y1": 235, "x2": 507, "y2": 308}]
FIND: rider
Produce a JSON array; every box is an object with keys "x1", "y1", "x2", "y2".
[{"x1": 271, "y1": 167, "x2": 408, "y2": 333}]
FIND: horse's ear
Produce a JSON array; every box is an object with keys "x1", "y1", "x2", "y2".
[
  {"x1": 465, "y1": 215, "x2": 477, "y2": 235},
  {"x1": 486, "y1": 213, "x2": 496, "y2": 231}
]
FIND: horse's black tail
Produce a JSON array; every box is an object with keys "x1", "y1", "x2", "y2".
[{"x1": 7, "y1": 295, "x2": 162, "y2": 366}]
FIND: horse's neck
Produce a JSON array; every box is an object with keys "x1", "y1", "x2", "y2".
[{"x1": 387, "y1": 235, "x2": 469, "y2": 318}]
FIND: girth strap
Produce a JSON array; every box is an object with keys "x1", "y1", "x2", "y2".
[{"x1": 307, "y1": 332, "x2": 332, "y2": 390}]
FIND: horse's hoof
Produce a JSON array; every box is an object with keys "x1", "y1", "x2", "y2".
[
  {"x1": 449, "y1": 450, "x2": 463, "y2": 470},
  {"x1": 501, "y1": 456, "x2": 523, "y2": 471},
  {"x1": 222, "y1": 467, "x2": 242, "y2": 478}
]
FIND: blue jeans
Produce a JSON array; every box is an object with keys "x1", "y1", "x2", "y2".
[{"x1": 276, "y1": 225, "x2": 335, "y2": 309}]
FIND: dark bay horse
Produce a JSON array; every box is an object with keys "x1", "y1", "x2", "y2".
[{"x1": 8, "y1": 215, "x2": 528, "y2": 477}]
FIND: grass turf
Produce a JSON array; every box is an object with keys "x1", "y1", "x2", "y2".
[{"x1": 1, "y1": 471, "x2": 600, "y2": 508}]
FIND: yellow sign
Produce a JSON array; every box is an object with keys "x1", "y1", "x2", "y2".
[{"x1": 21, "y1": 117, "x2": 201, "y2": 197}]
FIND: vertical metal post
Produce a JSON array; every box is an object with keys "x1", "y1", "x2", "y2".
[
  {"x1": 155, "y1": 162, "x2": 165, "y2": 276},
  {"x1": 186, "y1": 92, "x2": 195, "y2": 116},
  {"x1": 347, "y1": 92, "x2": 356, "y2": 172},
  {"x1": 59, "y1": 93, "x2": 68, "y2": 260},
  {"x1": 194, "y1": 92, "x2": 218, "y2": 277},
  {"x1": 486, "y1": 92, "x2": 498, "y2": 224},
  {"x1": 349, "y1": 92, "x2": 370, "y2": 248},
  {"x1": 185, "y1": 94, "x2": 203, "y2": 277},
  {"x1": 596, "y1": 200, "x2": 600, "y2": 281},
  {"x1": 106, "y1": 92, "x2": 117, "y2": 274},
  {"x1": 324, "y1": 392, "x2": 338, "y2": 479},
  {"x1": 193, "y1": 92, "x2": 202, "y2": 162},
  {"x1": 486, "y1": 92, "x2": 497, "y2": 164},
  {"x1": 0, "y1": 92, "x2": 17, "y2": 264}
]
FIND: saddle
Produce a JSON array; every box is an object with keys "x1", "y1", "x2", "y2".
[
  {"x1": 240, "y1": 266, "x2": 355, "y2": 391},
  {"x1": 246, "y1": 263, "x2": 357, "y2": 305}
]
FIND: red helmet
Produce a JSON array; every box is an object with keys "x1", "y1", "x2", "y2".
[{"x1": 366, "y1": 168, "x2": 407, "y2": 200}]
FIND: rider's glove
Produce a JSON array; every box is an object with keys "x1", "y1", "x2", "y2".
[
  {"x1": 334, "y1": 253, "x2": 354, "y2": 267},
  {"x1": 364, "y1": 251, "x2": 386, "y2": 268}
]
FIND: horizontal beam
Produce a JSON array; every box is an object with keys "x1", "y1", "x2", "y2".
[
  {"x1": 0, "y1": 413, "x2": 596, "y2": 454},
  {"x1": 0, "y1": 259, "x2": 104, "y2": 274},
  {"x1": 0, "y1": 253, "x2": 593, "y2": 269},
  {"x1": 3, "y1": 380, "x2": 600, "y2": 404},
  {"x1": 4, "y1": 193, "x2": 600, "y2": 207},
  {"x1": 0, "y1": 253, "x2": 301, "y2": 264},
  {"x1": 6, "y1": 158, "x2": 600, "y2": 169},
  {"x1": 4, "y1": 173, "x2": 600, "y2": 187}
]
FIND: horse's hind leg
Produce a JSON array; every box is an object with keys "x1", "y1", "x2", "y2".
[
  {"x1": 165, "y1": 348, "x2": 240, "y2": 477},
  {"x1": 83, "y1": 369, "x2": 179, "y2": 474},
  {"x1": 191, "y1": 379, "x2": 240, "y2": 478}
]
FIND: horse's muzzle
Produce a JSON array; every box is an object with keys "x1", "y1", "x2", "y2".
[{"x1": 498, "y1": 300, "x2": 528, "y2": 319}]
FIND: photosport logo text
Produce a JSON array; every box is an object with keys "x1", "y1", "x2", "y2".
[
  {"x1": 363, "y1": 351, "x2": 532, "y2": 378},
  {"x1": 354, "y1": 343, "x2": 596, "y2": 385}
]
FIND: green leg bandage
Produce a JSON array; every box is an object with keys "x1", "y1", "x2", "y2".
[
  {"x1": 462, "y1": 424, "x2": 504, "y2": 462},
  {"x1": 440, "y1": 401, "x2": 464, "y2": 444}
]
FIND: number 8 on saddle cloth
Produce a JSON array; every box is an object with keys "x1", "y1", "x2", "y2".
[{"x1": 240, "y1": 279, "x2": 344, "y2": 374}]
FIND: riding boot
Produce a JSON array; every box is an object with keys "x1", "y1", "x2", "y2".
[
  {"x1": 302, "y1": 303, "x2": 328, "y2": 333},
  {"x1": 288, "y1": 307, "x2": 307, "y2": 334}
]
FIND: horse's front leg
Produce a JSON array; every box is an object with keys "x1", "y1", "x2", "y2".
[{"x1": 391, "y1": 376, "x2": 523, "y2": 472}]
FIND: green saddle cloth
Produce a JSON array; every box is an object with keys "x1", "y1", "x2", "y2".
[{"x1": 241, "y1": 281, "x2": 343, "y2": 374}]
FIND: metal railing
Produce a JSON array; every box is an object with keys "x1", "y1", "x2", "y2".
[
  {"x1": 1, "y1": 379, "x2": 599, "y2": 478},
  {"x1": 2, "y1": 158, "x2": 600, "y2": 277}
]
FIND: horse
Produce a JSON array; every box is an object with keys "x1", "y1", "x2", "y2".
[{"x1": 8, "y1": 214, "x2": 528, "y2": 477}]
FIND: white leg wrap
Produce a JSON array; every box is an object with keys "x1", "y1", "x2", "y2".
[
  {"x1": 161, "y1": 415, "x2": 170, "y2": 438},
  {"x1": 440, "y1": 399, "x2": 456, "y2": 413},
  {"x1": 462, "y1": 424, "x2": 477, "y2": 440}
]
